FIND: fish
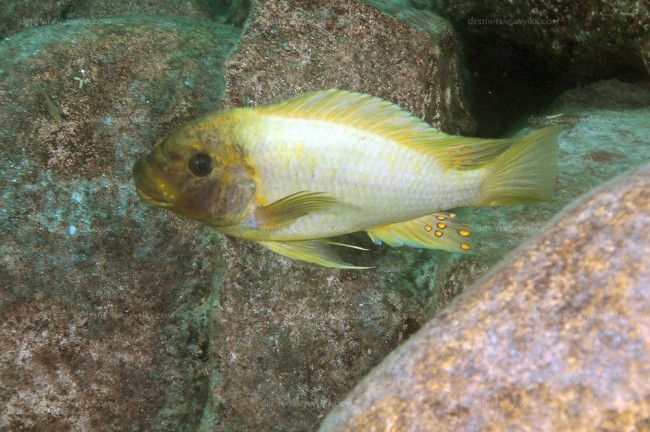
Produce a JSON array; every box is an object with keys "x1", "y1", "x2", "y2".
[{"x1": 132, "y1": 89, "x2": 564, "y2": 269}]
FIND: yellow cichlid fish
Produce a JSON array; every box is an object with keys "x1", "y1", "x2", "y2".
[{"x1": 133, "y1": 90, "x2": 563, "y2": 269}]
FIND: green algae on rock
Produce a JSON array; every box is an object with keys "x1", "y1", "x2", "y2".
[
  {"x1": 320, "y1": 161, "x2": 650, "y2": 432},
  {"x1": 0, "y1": 0, "x2": 232, "y2": 38},
  {"x1": 0, "y1": 17, "x2": 239, "y2": 431}
]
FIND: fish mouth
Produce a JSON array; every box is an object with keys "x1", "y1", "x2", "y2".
[
  {"x1": 136, "y1": 187, "x2": 174, "y2": 208},
  {"x1": 133, "y1": 156, "x2": 175, "y2": 208}
]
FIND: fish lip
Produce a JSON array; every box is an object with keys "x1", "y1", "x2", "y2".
[
  {"x1": 133, "y1": 156, "x2": 175, "y2": 208},
  {"x1": 136, "y1": 187, "x2": 174, "y2": 208}
]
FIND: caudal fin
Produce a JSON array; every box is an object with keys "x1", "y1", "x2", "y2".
[{"x1": 479, "y1": 125, "x2": 566, "y2": 206}]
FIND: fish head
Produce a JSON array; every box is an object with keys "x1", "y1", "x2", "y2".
[{"x1": 132, "y1": 112, "x2": 257, "y2": 227}]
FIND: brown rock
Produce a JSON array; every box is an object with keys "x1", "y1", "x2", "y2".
[
  {"x1": 224, "y1": 0, "x2": 474, "y2": 134},
  {"x1": 210, "y1": 237, "x2": 428, "y2": 431},
  {"x1": 209, "y1": 0, "x2": 473, "y2": 429},
  {"x1": 320, "y1": 162, "x2": 650, "y2": 431},
  {"x1": 0, "y1": 18, "x2": 239, "y2": 431},
  {"x1": 427, "y1": 83, "x2": 650, "y2": 314}
]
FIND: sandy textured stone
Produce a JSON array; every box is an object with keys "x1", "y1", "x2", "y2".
[
  {"x1": 320, "y1": 162, "x2": 650, "y2": 431},
  {"x1": 0, "y1": 18, "x2": 239, "y2": 431},
  {"x1": 425, "y1": 81, "x2": 650, "y2": 314},
  {"x1": 224, "y1": 0, "x2": 474, "y2": 134},
  {"x1": 208, "y1": 237, "x2": 427, "y2": 431},
  {"x1": 207, "y1": 0, "x2": 473, "y2": 429}
]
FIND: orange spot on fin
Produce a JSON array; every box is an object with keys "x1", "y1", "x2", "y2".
[{"x1": 367, "y1": 212, "x2": 474, "y2": 254}]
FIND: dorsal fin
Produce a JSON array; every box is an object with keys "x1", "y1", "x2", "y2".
[
  {"x1": 256, "y1": 89, "x2": 513, "y2": 169},
  {"x1": 257, "y1": 89, "x2": 442, "y2": 141}
]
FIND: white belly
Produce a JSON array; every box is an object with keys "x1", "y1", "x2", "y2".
[{"x1": 240, "y1": 116, "x2": 483, "y2": 239}]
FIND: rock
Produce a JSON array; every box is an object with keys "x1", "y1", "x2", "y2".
[
  {"x1": 209, "y1": 0, "x2": 473, "y2": 429},
  {"x1": 320, "y1": 161, "x2": 650, "y2": 432},
  {"x1": 430, "y1": 1, "x2": 650, "y2": 136},
  {"x1": 0, "y1": 18, "x2": 239, "y2": 431},
  {"x1": 209, "y1": 237, "x2": 428, "y2": 431},
  {"x1": 224, "y1": 0, "x2": 475, "y2": 134},
  {"x1": 550, "y1": 79, "x2": 650, "y2": 112},
  {"x1": 0, "y1": 0, "x2": 220, "y2": 38},
  {"x1": 0, "y1": 0, "x2": 76, "y2": 38},
  {"x1": 64, "y1": 0, "x2": 252, "y2": 27},
  {"x1": 444, "y1": 0, "x2": 649, "y2": 80},
  {"x1": 424, "y1": 81, "x2": 650, "y2": 314}
]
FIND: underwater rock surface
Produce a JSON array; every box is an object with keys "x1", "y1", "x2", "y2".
[
  {"x1": 437, "y1": 0, "x2": 650, "y2": 81},
  {"x1": 0, "y1": 18, "x2": 239, "y2": 431},
  {"x1": 320, "y1": 161, "x2": 650, "y2": 432},
  {"x1": 0, "y1": 0, "x2": 229, "y2": 38},
  {"x1": 224, "y1": 0, "x2": 475, "y2": 134},
  {"x1": 209, "y1": 0, "x2": 473, "y2": 430},
  {"x1": 428, "y1": 80, "x2": 650, "y2": 314}
]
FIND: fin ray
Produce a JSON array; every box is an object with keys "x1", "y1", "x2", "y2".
[
  {"x1": 479, "y1": 125, "x2": 566, "y2": 206},
  {"x1": 367, "y1": 212, "x2": 474, "y2": 254},
  {"x1": 256, "y1": 191, "x2": 339, "y2": 228},
  {"x1": 259, "y1": 89, "x2": 518, "y2": 169},
  {"x1": 259, "y1": 239, "x2": 370, "y2": 269}
]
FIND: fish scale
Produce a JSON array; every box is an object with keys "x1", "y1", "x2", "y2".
[
  {"x1": 133, "y1": 89, "x2": 563, "y2": 268},
  {"x1": 241, "y1": 116, "x2": 484, "y2": 239}
]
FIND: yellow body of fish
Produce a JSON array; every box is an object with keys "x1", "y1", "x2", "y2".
[{"x1": 133, "y1": 90, "x2": 563, "y2": 268}]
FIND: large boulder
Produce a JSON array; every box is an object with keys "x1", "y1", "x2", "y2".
[
  {"x1": 224, "y1": 0, "x2": 474, "y2": 134},
  {"x1": 209, "y1": 0, "x2": 475, "y2": 429},
  {"x1": 0, "y1": 18, "x2": 239, "y2": 431},
  {"x1": 426, "y1": 81, "x2": 650, "y2": 314},
  {"x1": 320, "y1": 161, "x2": 650, "y2": 431}
]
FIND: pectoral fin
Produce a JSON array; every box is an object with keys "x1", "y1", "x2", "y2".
[
  {"x1": 256, "y1": 191, "x2": 339, "y2": 229},
  {"x1": 367, "y1": 212, "x2": 474, "y2": 254},
  {"x1": 258, "y1": 239, "x2": 370, "y2": 269}
]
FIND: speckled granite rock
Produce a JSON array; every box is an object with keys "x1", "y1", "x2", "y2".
[
  {"x1": 208, "y1": 237, "x2": 426, "y2": 431},
  {"x1": 320, "y1": 161, "x2": 650, "y2": 432},
  {"x1": 0, "y1": 18, "x2": 239, "y2": 431},
  {"x1": 224, "y1": 0, "x2": 475, "y2": 134},
  {"x1": 208, "y1": 0, "x2": 473, "y2": 430},
  {"x1": 0, "y1": 0, "x2": 224, "y2": 38},
  {"x1": 423, "y1": 81, "x2": 650, "y2": 314}
]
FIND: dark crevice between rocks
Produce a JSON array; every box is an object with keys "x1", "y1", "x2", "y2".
[
  {"x1": 197, "y1": 0, "x2": 253, "y2": 27},
  {"x1": 457, "y1": 35, "x2": 575, "y2": 137},
  {"x1": 449, "y1": 31, "x2": 649, "y2": 137}
]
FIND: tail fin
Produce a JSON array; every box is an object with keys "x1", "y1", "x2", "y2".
[{"x1": 479, "y1": 125, "x2": 566, "y2": 206}]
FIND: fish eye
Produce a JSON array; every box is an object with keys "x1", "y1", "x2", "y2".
[{"x1": 188, "y1": 153, "x2": 213, "y2": 177}]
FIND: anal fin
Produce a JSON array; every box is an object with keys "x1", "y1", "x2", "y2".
[
  {"x1": 258, "y1": 239, "x2": 370, "y2": 269},
  {"x1": 367, "y1": 212, "x2": 474, "y2": 254}
]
